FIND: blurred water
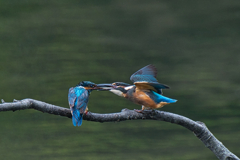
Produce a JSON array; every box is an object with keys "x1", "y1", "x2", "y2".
[{"x1": 0, "y1": 0, "x2": 240, "y2": 159}]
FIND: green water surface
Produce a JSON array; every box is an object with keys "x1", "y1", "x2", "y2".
[{"x1": 0, "y1": 1, "x2": 240, "y2": 159}]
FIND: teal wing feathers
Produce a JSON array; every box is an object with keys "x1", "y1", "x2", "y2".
[
  {"x1": 130, "y1": 64, "x2": 158, "y2": 83},
  {"x1": 68, "y1": 87, "x2": 76, "y2": 108},
  {"x1": 147, "y1": 82, "x2": 170, "y2": 94},
  {"x1": 131, "y1": 64, "x2": 170, "y2": 94}
]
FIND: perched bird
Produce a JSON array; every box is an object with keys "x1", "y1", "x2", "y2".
[
  {"x1": 68, "y1": 81, "x2": 112, "y2": 126},
  {"x1": 98, "y1": 64, "x2": 177, "y2": 111}
]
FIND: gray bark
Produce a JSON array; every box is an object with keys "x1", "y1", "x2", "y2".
[{"x1": 0, "y1": 98, "x2": 239, "y2": 160}]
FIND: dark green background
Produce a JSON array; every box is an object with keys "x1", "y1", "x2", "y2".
[{"x1": 0, "y1": 0, "x2": 239, "y2": 159}]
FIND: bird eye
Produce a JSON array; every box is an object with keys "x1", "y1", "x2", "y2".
[{"x1": 113, "y1": 83, "x2": 118, "y2": 86}]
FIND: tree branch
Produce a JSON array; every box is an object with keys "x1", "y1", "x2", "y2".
[{"x1": 0, "y1": 98, "x2": 239, "y2": 160}]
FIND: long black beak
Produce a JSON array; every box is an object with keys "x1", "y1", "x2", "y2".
[{"x1": 96, "y1": 83, "x2": 114, "y2": 91}]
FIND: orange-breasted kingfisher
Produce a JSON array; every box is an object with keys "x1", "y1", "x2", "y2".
[
  {"x1": 98, "y1": 64, "x2": 177, "y2": 111},
  {"x1": 68, "y1": 81, "x2": 112, "y2": 126}
]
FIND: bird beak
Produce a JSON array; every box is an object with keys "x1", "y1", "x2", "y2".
[{"x1": 96, "y1": 83, "x2": 115, "y2": 91}]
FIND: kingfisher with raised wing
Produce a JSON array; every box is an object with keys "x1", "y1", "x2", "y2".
[
  {"x1": 98, "y1": 64, "x2": 177, "y2": 111},
  {"x1": 68, "y1": 81, "x2": 112, "y2": 126}
]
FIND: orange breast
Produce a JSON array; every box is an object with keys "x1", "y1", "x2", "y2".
[{"x1": 129, "y1": 89, "x2": 158, "y2": 108}]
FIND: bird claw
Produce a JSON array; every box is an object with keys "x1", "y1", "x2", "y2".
[
  {"x1": 13, "y1": 99, "x2": 18, "y2": 102},
  {"x1": 1, "y1": 99, "x2": 5, "y2": 103}
]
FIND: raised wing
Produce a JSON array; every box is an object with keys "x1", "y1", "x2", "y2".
[
  {"x1": 134, "y1": 82, "x2": 169, "y2": 94},
  {"x1": 130, "y1": 64, "x2": 158, "y2": 83}
]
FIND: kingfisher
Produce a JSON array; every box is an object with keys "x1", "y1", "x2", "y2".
[
  {"x1": 98, "y1": 64, "x2": 177, "y2": 111},
  {"x1": 68, "y1": 81, "x2": 112, "y2": 126}
]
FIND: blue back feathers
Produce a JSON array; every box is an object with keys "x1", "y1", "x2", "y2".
[{"x1": 68, "y1": 86, "x2": 90, "y2": 126}]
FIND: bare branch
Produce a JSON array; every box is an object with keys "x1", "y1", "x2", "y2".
[
  {"x1": 0, "y1": 98, "x2": 71, "y2": 118},
  {"x1": 0, "y1": 98, "x2": 239, "y2": 160}
]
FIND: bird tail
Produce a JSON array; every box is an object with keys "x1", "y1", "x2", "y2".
[
  {"x1": 152, "y1": 91, "x2": 177, "y2": 103},
  {"x1": 71, "y1": 109, "x2": 83, "y2": 126}
]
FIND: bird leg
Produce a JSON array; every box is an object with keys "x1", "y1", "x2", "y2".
[
  {"x1": 84, "y1": 106, "x2": 89, "y2": 115},
  {"x1": 134, "y1": 105, "x2": 148, "y2": 113}
]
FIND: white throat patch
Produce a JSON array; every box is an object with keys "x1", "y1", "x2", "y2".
[
  {"x1": 124, "y1": 85, "x2": 134, "y2": 90},
  {"x1": 110, "y1": 89, "x2": 124, "y2": 97}
]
